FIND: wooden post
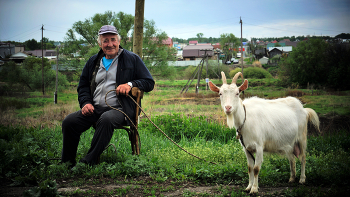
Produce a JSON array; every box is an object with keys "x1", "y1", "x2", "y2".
[
  {"x1": 41, "y1": 25, "x2": 45, "y2": 95},
  {"x1": 54, "y1": 47, "x2": 58, "y2": 104},
  {"x1": 133, "y1": 0, "x2": 145, "y2": 58}
]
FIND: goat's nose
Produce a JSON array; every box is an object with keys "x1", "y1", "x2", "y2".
[{"x1": 225, "y1": 106, "x2": 232, "y2": 111}]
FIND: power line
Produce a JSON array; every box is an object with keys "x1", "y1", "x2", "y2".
[{"x1": 2, "y1": 25, "x2": 42, "y2": 41}]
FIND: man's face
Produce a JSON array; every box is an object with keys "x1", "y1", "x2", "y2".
[{"x1": 99, "y1": 33, "x2": 120, "y2": 59}]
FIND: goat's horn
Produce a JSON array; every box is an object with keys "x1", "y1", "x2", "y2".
[
  {"x1": 232, "y1": 72, "x2": 244, "y2": 84},
  {"x1": 221, "y1": 71, "x2": 227, "y2": 84}
]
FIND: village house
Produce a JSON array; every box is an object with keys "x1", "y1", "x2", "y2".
[{"x1": 182, "y1": 45, "x2": 214, "y2": 61}]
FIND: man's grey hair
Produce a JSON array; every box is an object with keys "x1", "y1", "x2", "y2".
[{"x1": 97, "y1": 34, "x2": 121, "y2": 45}]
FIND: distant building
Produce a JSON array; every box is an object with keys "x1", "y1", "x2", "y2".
[
  {"x1": 0, "y1": 43, "x2": 15, "y2": 58},
  {"x1": 189, "y1": 40, "x2": 198, "y2": 45},
  {"x1": 162, "y1": 37, "x2": 173, "y2": 47},
  {"x1": 9, "y1": 52, "x2": 28, "y2": 63},
  {"x1": 255, "y1": 48, "x2": 267, "y2": 59},
  {"x1": 212, "y1": 43, "x2": 221, "y2": 50},
  {"x1": 25, "y1": 50, "x2": 57, "y2": 60},
  {"x1": 259, "y1": 56, "x2": 269, "y2": 65},
  {"x1": 183, "y1": 45, "x2": 214, "y2": 60}
]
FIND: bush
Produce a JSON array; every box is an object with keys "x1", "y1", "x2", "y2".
[
  {"x1": 278, "y1": 38, "x2": 350, "y2": 90},
  {"x1": 0, "y1": 58, "x2": 69, "y2": 92},
  {"x1": 252, "y1": 61, "x2": 262, "y2": 68},
  {"x1": 229, "y1": 67, "x2": 273, "y2": 79}
]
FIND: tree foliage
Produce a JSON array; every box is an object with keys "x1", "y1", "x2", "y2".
[
  {"x1": 23, "y1": 37, "x2": 55, "y2": 51},
  {"x1": 62, "y1": 11, "x2": 176, "y2": 79},
  {"x1": 141, "y1": 19, "x2": 177, "y2": 79},
  {"x1": 278, "y1": 38, "x2": 350, "y2": 90},
  {"x1": 219, "y1": 33, "x2": 240, "y2": 61},
  {"x1": 0, "y1": 57, "x2": 68, "y2": 92}
]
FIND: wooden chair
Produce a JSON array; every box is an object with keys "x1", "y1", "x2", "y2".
[
  {"x1": 96, "y1": 87, "x2": 144, "y2": 158},
  {"x1": 118, "y1": 87, "x2": 144, "y2": 155}
]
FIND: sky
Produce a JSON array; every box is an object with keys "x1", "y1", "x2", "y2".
[{"x1": 0, "y1": 0, "x2": 349, "y2": 42}]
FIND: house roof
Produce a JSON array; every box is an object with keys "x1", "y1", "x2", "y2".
[
  {"x1": 183, "y1": 45, "x2": 213, "y2": 50},
  {"x1": 269, "y1": 46, "x2": 292, "y2": 52},
  {"x1": 10, "y1": 52, "x2": 28, "y2": 58},
  {"x1": 189, "y1": 40, "x2": 198, "y2": 44},
  {"x1": 279, "y1": 39, "x2": 290, "y2": 43},
  {"x1": 25, "y1": 50, "x2": 57, "y2": 57},
  {"x1": 162, "y1": 37, "x2": 172, "y2": 45}
]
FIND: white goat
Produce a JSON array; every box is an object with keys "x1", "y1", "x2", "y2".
[{"x1": 209, "y1": 72, "x2": 320, "y2": 194}]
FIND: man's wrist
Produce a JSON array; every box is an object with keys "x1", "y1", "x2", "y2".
[{"x1": 127, "y1": 82, "x2": 133, "y2": 88}]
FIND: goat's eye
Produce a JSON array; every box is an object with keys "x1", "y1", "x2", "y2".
[
  {"x1": 236, "y1": 92, "x2": 239, "y2": 96},
  {"x1": 219, "y1": 93, "x2": 222, "y2": 96}
]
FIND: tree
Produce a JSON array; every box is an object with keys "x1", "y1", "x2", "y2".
[
  {"x1": 114, "y1": 12, "x2": 134, "y2": 49},
  {"x1": 141, "y1": 19, "x2": 177, "y2": 79},
  {"x1": 62, "y1": 11, "x2": 176, "y2": 79},
  {"x1": 335, "y1": 33, "x2": 350, "y2": 40},
  {"x1": 219, "y1": 33, "x2": 240, "y2": 61},
  {"x1": 196, "y1": 33, "x2": 204, "y2": 43},
  {"x1": 278, "y1": 38, "x2": 350, "y2": 90},
  {"x1": 24, "y1": 39, "x2": 39, "y2": 50},
  {"x1": 0, "y1": 57, "x2": 68, "y2": 92}
]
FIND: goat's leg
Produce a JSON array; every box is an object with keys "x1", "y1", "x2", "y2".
[
  {"x1": 244, "y1": 150, "x2": 255, "y2": 192},
  {"x1": 287, "y1": 153, "x2": 296, "y2": 183},
  {"x1": 250, "y1": 147, "x2": 263, "y2": 194},
  {"x1": 299, "y1": 138, "x2": 307, "y2": 184}
]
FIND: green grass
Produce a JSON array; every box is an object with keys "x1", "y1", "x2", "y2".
[
  {"x1": 1, "y1": 115, "x2": 350, "y2": 196},
  {"x1": 1, "y1": 78, "x2": 350, "y2": 196}
]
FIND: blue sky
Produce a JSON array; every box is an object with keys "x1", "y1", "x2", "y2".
[{"x1": 0, "y1": 0, "x2": 349, "y2": 42}]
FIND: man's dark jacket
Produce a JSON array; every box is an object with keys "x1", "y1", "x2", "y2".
[{"x1": 77, "y1": 47, "x2": 154, "y2": 125}]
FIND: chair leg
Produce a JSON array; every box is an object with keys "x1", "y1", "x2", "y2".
[
  {"x1": 135, "y1": 131, "x2": 140, "y2": 155},
  {"x1": 130, "y1": 129, "x2": 140, "y2": 155}
]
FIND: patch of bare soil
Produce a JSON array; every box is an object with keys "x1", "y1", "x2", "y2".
[{"x1": 2, "y1": 176, "x2": 348, "y2": 197}]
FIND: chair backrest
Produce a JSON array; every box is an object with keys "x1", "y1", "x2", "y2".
[
  {"x1": 130, "y1": 87, "x2": 144, "y2": 128},
  {"x1": 125, "y1": 87, "x2": 144, "y2": 155}
]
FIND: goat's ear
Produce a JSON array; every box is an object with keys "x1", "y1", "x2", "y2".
[
  {"x1": 209, "y1": 81, "x2": 220, "y2": 93},
  {"x1": 239, "y1": 79, "x2": 248, "y2": 93}
]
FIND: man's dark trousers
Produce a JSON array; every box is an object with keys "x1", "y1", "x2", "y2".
[{"x1": 61, "y1": 106, "x2": 125, "y2": 166}]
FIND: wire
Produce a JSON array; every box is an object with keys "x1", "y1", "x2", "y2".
[{"x1": 2, "y1": 25, "x2": 42, "y2": 41}]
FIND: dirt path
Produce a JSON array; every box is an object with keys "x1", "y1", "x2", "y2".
[{"x1": 3, "y1": 176, "x2": 348, "y2": 197}]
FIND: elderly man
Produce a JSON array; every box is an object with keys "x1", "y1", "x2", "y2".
[{"x1": 61, "y1": 25, "x2": 154, "y2": 166}]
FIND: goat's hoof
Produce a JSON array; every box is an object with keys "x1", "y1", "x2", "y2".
[
  {"x1": 245, "y1": 184, "x2": 252, "y2": 192},
  {"x1": 299, "y1": 176, "x2": 306, "y2": 184},
  {"x1": 289, "y1": 177, "x2": 296, "y2": 183},
  {"x1": 249, "y1": 187, "x2": 259, "y2": 194}
]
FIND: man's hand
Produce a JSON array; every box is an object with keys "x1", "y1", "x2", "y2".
[
  {"x1": 116, "y1": 83, "x2": 132, "y2": 96},
  {"x1": 82, "y1": 103, "x2": 94, "y2": 116}
]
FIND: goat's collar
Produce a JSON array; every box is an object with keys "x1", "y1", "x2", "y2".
[{"x1": 236, "y1": 104, "x2": 246, "y2": 140}]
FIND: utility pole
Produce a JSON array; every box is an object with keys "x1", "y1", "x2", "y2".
[
  {"x1": 41, "y1": 25, "x2": 45, "y2": 95},
  {"x1": 240, "y1": 17, "x2": 245, "y2": 98},
  {"x1": 240, "y1": 17, "x2": 243, "y2": 76},
  {"x1": 54, "y1": 46, "x2": 58, "y2": 104},
  {"x1": 133, "y1": 0, "x2": 145, "y2": 58}
]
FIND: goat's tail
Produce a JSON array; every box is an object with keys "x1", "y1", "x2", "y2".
[{"x1": 305, "y1": 108, "x2": 321, "y2": 133}]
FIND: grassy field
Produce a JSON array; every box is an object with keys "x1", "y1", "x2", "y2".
[{"x1": 0, "y1": 78, "x2": 350, "y2": 196}]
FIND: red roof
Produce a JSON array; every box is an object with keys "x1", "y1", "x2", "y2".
[
  {"x1": 189, "y1": 40, "x2": 198, "y2": 44},
  {"x1": 162, "y1": 37, "x2": 172, "y2": 45}
]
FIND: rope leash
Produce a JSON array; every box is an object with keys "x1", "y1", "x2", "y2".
[{"x1": 105, "y1": 89, "x2": 217, "y2": 165}]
